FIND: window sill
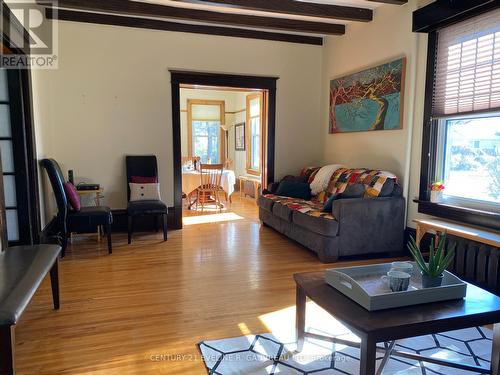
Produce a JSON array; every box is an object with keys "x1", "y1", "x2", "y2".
[
  {"x1": 415, "y1": 199, "x2": 500, "y2": 231},
  {"x1": 246, "y1": 169, "x2": 261, "y2": 177}
]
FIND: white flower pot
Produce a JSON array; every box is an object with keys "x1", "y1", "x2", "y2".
[{"x1": 430, "y1": 191, "x2": 442, "y2": 203}]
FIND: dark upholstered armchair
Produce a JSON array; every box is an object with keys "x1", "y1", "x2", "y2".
[
  {"x1": 126, "y1": 155, "x2": 168, "y2": 244},
  {"x1": 41, "y1": 159, "x2": 113, "y2": 257}
]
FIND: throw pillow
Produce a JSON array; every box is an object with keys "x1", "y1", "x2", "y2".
[
  {"x1": 322, "y1": 194, "x2": 338, "y2": 212},
  {"x1": 63, "y1": 182, "x2": 81, "y2": 211},
  {"x1": 276, "y1": 181, "x2": 312, "y2": 200},
  {"x1": 129, "y1": 183, "x2": 161, "y2": 201},
  {"x1": 340, "y1": 183, "x2": 365, "y2": 198},
  {"x1": 131, "y1": 176, "x2": 158, "y2": 183},
  {"x1": 322, "y1": 183, "x2": 365, "y2": 212},
  {"x1": 282, "y1": 175, "x2": 308, "y2": 184}
]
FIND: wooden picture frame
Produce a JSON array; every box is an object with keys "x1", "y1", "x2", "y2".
[{"x1": 235, "y1": 122, "x2": 245, "y2": 151}]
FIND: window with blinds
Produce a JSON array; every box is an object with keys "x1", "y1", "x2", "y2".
[
  {"x1": 433, "y1": 8, "x2": 500, "y2": 117},
  {"x1": 429, "y1": 8, "x2": 500, "y2": 211}
]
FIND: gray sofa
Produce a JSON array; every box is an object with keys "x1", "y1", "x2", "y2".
[{"x1": 258, "y1": 178, "x2": 405, "y2": 263}]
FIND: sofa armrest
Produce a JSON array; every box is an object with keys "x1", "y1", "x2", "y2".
[{"x1": 332, "y1": 196, "x2": 406, "y2": 255}]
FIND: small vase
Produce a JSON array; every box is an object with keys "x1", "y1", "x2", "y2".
[
  {"x1": 430, "y1": 191, "x2": 442, "y2": 203},
  {"x1": 421, "y1": 272, "x2": 444, "y2": 288}
]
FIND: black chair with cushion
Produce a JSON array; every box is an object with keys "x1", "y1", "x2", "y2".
[
  {"x1": 126, "y1": 155, "x2": 168, "y2": 244},
  {"x1": 41, "y1": 158, "x2": 113, "y2": 257}
]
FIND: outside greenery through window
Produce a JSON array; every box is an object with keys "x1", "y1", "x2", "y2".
[
  {"x1": 437, "y1": 115, "x2": 500, "y2": 209},
  {"x1": 192, "y1": 121, "x2": 221, "y2": 163}
]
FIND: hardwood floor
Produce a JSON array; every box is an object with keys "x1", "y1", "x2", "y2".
[{"x1": 15, "y1": 196, "x2": 404, "y2": 374}]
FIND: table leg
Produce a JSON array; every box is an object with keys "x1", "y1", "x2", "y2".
[
  {"x1": 492, "y1": 323, "x2": 500, "y2": 375},
  {"x1": 416, "y1": 224, "x2": 425, "y2": 246},
  {"x1": 360, "y1": 335, "x2": 377, "y2": 375},
  {"x1": 296, "y1": 285, "x2": 306, "y2": 352},
  {"x1": 0, "y1": 325, "x2": 14, "y2": 375}
]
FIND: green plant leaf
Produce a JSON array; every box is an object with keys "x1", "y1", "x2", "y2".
[
  {"x1": 429, "y1": 237, "x2": 436, "y2": 274},
  {"x1": 436, "y1": 234, "x2": 446, "y2": 267},
  {"x1": 437, "y1": 242, "x2": 456, "y2": 275},
  {"x1": 408, "y1": 236, "x2": 429, "y2": 274}
]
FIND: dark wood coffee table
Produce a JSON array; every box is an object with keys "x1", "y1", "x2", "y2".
[{"x1": 295, "y1": 271, "x2": 500, "y2": 375}]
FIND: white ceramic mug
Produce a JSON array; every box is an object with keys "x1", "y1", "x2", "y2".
[
  {"x1": 390, "y1": 261, "x2": 413, "y2": 275},
  {"x1": 382, "y1": 270, "x2": 411, "y2": 292}
]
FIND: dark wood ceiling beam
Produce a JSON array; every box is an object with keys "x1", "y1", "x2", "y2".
[
  {"x1": 366, "y1": 0, "x2": 408, "y2": 4},
  {"x1": 46, "y1": 8, "x2": 324, "y2": 45},
  {"x1": 174, "y1": 0, "x2": 372, "y2": 22},
  {"x1": 45, "y1": 0, "x2": 345, "y2": 35}
]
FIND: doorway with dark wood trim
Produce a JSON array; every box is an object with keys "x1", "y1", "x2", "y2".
[{"x1": 170, "y1": 71, "x2": 278, "y2": 229}]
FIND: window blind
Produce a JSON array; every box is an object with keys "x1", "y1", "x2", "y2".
[
  {"x1": 191, "y1": 104, "x2": 221, "y2": 121},
  {"x1": 433, "y1": 8, "x2": 500, "y2": 117}
]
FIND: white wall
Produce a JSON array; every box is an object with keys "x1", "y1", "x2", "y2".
[
  {"x1": 32, "y1": 21, "x2": 323, "y2": 223},
  {"x1": 321, "y1": 0, "x2": 433, "y2": 228}
]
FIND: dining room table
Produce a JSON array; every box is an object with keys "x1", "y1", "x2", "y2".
[{"x1": 182, "y1": 169, "x2": 236, "y2": 209}]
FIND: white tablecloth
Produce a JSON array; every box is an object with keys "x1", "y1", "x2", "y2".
[{"x1": 182, "y1": 170, "x2": 236, "y2": 196}]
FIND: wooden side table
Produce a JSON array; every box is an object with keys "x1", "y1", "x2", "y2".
[
  {"x1": 239, "y1": 175, "x2": 261, "y2": 200},
  {"x1": 76, "y1": 188, "x2": 104, "y2": 206},
  {"x1": 75, "y1": 188, "x2": 104, "y2": 240},
  {"x1": 414, "y1": 218, "x2": 500, "y2": 247}
]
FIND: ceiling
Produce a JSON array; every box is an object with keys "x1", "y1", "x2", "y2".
[{"x1": 37, "y1": 0, "x2": 408, "y2": 45}]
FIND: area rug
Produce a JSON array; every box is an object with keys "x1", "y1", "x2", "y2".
[{"x1": 199, "y1": 326, "x2": 492, "y2": 374}]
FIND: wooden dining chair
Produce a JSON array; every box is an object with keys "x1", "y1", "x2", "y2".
[{"x1": 197, "y1": 164, "x2": 224, "y2": 213}]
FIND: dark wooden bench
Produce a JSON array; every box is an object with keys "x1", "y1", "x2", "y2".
[{"x1": 0, "y1": 244, "x2": 61, "y2": 375}]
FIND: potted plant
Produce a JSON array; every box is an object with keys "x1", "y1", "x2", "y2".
[
  {"x1": 430, "y1": 181, "x2": 445, "y2": 203},
  {"x1": 407, "y1": 234, "x2": 455, "y2": 288}
]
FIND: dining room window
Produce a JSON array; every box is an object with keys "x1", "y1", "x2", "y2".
[
  {"x1": 192, "y1": 121, "x2": 221, "y2": 164},
  {"x1": 246, "y1": 93, "x2": 262, "y2": 175},
  {"x1": 187, "y1": 99, "x2": 225, "y2": 164}
]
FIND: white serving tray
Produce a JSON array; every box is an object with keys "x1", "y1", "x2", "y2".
[{"x1": 325, "y1": 262, "x2": 467, "y2": 311}]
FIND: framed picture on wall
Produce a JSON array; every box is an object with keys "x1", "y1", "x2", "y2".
[
  {"x1": 235, "y1": 122, "x2": 245, "y2": 151},
  {"x1": 329, "y1": 57, "x2": 406, "y2": 133}
]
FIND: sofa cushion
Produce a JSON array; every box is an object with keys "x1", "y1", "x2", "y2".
[
  {"x1": 292, "y1": 211, "x2": 339, "y2": 237},
  {"x1": 257, "y1": 195, "x2": 274, "y2": 212}
]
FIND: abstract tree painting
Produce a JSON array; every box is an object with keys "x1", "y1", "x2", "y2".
[{"x1": 329, "y1": 58, "x2": 406, "y2": 133}]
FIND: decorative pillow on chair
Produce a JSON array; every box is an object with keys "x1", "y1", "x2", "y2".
[
  {"x1": 63, "y1": 182, "x2": 81, "y2": 211},
  {"x1": 131, "y1": 176, "x2": 158, "y2": 183},
  {"x1": 276, "y1": 180, "x2": 312, "y2": 200},
  {"x1": 129, "y1": 183, "x2": 161, "y2": 201}
]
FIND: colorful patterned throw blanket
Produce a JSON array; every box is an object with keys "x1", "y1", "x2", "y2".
[
  {"x1": 263, "y1": 194, "x2": 335, "y2": 220},
  {"x1": 315, "y1": 168, "x2": 397, "y2": 203}
]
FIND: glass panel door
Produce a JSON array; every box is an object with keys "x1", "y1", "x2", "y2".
[{"x1": 0, "y1": 69, "x2": 19, "y2": 241}]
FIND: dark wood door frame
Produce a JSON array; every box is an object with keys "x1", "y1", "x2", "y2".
[{"x1": 170, "y1": 71, "x2": 278, "y2": 229}]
